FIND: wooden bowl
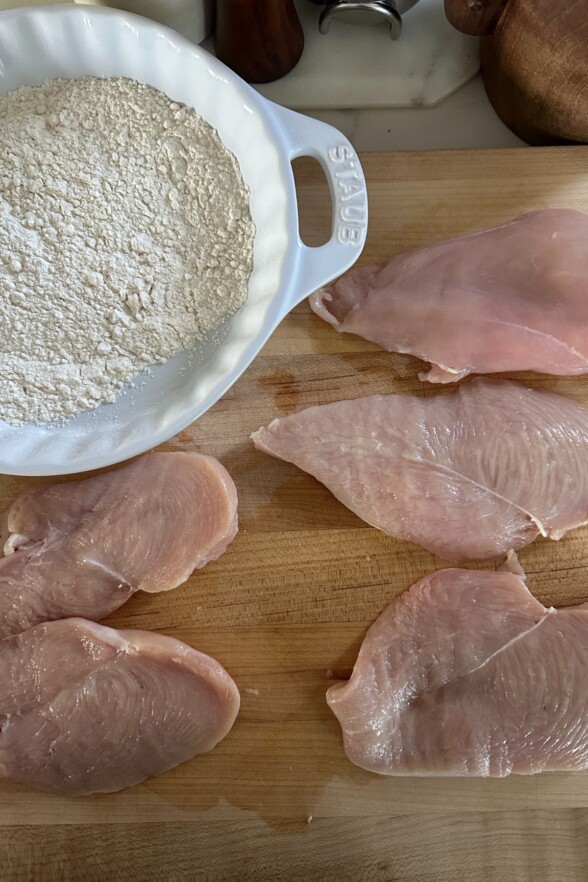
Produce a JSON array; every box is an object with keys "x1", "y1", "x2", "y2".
[{"x1": 445, "y1": 0, "x2": 588, "y2": 146}]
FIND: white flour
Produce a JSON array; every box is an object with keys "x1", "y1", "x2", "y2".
[{"x1": 0, "y1": 76, "x2": 254, "y2": 424}]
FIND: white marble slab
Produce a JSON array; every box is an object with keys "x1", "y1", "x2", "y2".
[
  {"x1": 0, "y1": 0, "x2": 520, "y2": 151},
  {"x1": 203, "y1": 0, "x2": 481, "y2": 110},
  {"x1": 308, "y1": 77, "x2": 525, "y2": 151}
]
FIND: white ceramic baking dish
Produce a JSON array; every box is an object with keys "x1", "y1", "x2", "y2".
[{"x1": 0, "y1": 4, "x2": 367, "y2": 475}]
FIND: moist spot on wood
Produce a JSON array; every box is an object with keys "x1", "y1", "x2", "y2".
[{"x1": 258, "y1": 370, "x2": 302, "y2": 413}]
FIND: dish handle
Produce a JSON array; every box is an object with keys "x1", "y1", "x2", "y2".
[{"x1": 272, "y1": 103, "x2": 368, "y2": 316}]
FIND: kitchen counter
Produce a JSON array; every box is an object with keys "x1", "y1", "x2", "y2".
[
  {"x1": 308, "y1": 75, "x2": 525, "y2": 152},
  {"x1": 0, "y1": 0, "x2": 524, "y2": 152}
]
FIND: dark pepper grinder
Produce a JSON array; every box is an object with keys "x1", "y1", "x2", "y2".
[{"x1": 215, "y1": 0, "x2": 304, "y2": 84}]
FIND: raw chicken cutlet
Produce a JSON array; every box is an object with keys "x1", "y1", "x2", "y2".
[
  {"x1": 0, "y1": 452, "x2": 238, "y2": 637},
  {"x1": 310, "y1": 209, "x2": 588, "y2": 382},
  {"x1": 0, "y1": 617, "x2": 240, "y2": 795},
  {"x1": 252, "y1": 379, "x2": 588, "y2": 561},
  {"x1": 326, "y1": 568, "x2": 588, "y2": 777}
]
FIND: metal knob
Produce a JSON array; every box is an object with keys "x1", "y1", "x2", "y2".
[{"x1": 318, "y1": 0, "x2": 419, "y2": 40}]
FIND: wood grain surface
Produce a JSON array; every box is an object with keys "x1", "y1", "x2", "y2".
[{"x1": 4, "y1": 147, "x2": 588, "y2": 881}]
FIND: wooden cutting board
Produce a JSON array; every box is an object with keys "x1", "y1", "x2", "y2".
[{"x1": 4, "y1": 147, "x2": 588, "y2": 882}]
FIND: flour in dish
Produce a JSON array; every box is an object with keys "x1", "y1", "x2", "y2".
[{"x1": 0, "y1": 76, "x2": 254, "y2": 424}]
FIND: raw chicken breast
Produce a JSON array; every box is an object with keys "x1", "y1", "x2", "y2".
[
  {"x1": 310, "y1": 210, "x2": 588, "y2": 382},
  {"x1": 252, "y1": 379, "x2": 588, "y2": 561},
  {"x1": 326, "y1": 568, "x2": 588, "y2": 777},
  {"x1": 0, "y1": 617, "x2": 240, "y2": 794},
  {"x1": 0, "y1": 452, "x2": 238, "y2": 637}
]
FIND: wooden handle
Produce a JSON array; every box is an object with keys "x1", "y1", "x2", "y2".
[
  {"x1": 214, "y1": 0, "x2": 304, "y2": 84},
  {"x1": 444, "y1": 0, "x2": 509, "y2": 36}
]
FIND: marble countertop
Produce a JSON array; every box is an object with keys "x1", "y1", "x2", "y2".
[
  {"x1": 0, "y1": 0, "x2": 524, "y2": 153},
  {"x1": 307, "y1": 76, "x2": 525, "y2": 152}
]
